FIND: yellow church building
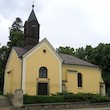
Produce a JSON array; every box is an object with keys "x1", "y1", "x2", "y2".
[{"x1": 3, "y1": 7, "x2": 105, "y2": 96}]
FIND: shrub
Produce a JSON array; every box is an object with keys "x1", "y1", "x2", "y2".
[
  {"x1": 0, "y1": 90, "x2": 2, "y2": 95},
  {"x1": 63, "y1": 93, "x2": 93, "y2": 102},
  {"x1": 63, "y1": 93, "x2": 74, "y2": 102},
  {"x1": 107, "y1": 88, "x2": 110, "y2": 97},
  {"x1": 24, "y1": 95, "x2": 64, "y2": 104},
  {"x1": 90, "y1": 95, "x2": 110, "y2": 103},
  {"x1": 24, "y1": 93, "x2": 110, "y2": 104}
]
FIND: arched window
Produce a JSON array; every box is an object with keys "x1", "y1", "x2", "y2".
[
  {"x1": 78, "y1": 73, "x2": 82, "y2": 87},
  {"x1": 39, "y1": 67, "x2": 47, "y2": 78}
]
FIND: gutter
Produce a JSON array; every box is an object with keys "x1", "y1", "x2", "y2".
[{"x1": 21, "y1": 56, "x2": 23, "y2": 89}]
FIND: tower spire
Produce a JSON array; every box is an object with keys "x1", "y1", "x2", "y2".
[
  {"x1": 32, "y1": 0, "x2": 35, "y2": 10},
  {"x1": 23, "y1": 2, "x2": 40, "y2": 50}
]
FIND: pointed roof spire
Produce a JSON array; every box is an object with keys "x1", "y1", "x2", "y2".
[
  {"x1": 27, "y1": 2, "x2": 39, "y2": 24},
  {"x1": 28, "y1": 10, "x2": 37, "y2": 22}
]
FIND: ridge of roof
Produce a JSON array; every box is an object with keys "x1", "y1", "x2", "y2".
[{"x1": 58, "y1": 53, "x2": 98, "y2": 67}]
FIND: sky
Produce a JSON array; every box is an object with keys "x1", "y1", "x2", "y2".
[{"x1": 0, "y1": 0, "x2": 110, "y2": 49}]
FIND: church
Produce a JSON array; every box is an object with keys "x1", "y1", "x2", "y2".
[{"x1": 3, "y1": 6, "x2": 105, "y2": 96}]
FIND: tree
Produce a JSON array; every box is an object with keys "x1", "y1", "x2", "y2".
[
  {"x1": 56, "y1": 46, "x2": 74, "y2": 55},
  {"x1": 74, "y1": 47, "x2": 86, "y2": 60},
  {"x1": 7, "y1": 31, "x2": 23, "y2": 48},
  {"x1": 84, "y1": 45, "x2": 93, "y2": 62},
  {"x1": 10, "y1": 17, "x2": 23, "y2": 32},
  {"x1": 0, "y1": 46, "x2": 9, "y2": 94},
  {"x1": 7, "y1": 17, "x2": 23, "y2": 49},
  {"x1": 0, "y1": 17, "x2": 23, "y2": 94},
  {"x1": 92, "y1": 43, "x2": 110, "y2": 92}
]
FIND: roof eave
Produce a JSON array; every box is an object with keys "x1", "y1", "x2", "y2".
[{"x1": 62, "y1": 62, "x2": 99, "y2": 68}]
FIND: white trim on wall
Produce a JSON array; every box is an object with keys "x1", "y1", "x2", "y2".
[
  {"x1": 22, "y1": 57, "x2": 26, "y2": 94},
  {"x1": 59, "y1": 62, "x2": 62, "y2": 93},
  {"x1": 21, "y1": 38, "x2": 63, "y2": 95},
  {"x1": 23, "y1": 38, "x2": 63, "y2": 62}
]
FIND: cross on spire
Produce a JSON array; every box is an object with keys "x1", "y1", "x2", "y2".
[{"x1": 32, "y1": 0, "x2": 35, "y2": 10}]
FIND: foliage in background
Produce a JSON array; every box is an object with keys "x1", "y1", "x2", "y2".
[
  {"x1": 7, "y1": 17, "x2": 23, "y2": 49},
  {"x1": 7, "y1": 31, "x2": 23, "y2": 48},
  {"x1": 0, "y1": 46, "x2": 9, "y2": 94},
  {"x1": 10, "y1": 17, "x2": 23, "y2": 32},
  {"x1": 57, "y1": 46, "x2": 75, "y2": 55}
]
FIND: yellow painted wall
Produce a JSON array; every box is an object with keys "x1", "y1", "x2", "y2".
[
  {"x1": 62, "y1": 64, "x2": 102, "y2": 94},
  {"x1": 4, "y1": 43, "x2": 103, "y2": 95},
  {"x1": 24, "y1": 44, "x2": 61, "y2": 95},
  {"x1": 4, "y1": 49, "x2": 22, "y2": 94}
]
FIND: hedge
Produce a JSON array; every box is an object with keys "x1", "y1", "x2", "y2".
[
  {"x1": 24, "y1": 93, "x2": 110, "y2": 104},
  {"x1": 24, "y1": 95, "x2": 64, "y2": 104}
]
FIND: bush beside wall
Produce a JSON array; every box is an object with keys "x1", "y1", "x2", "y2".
[
  {"x1": 24, "y1": 93, "x2": 110, "y2": 104},
  {"x1": 24, "y1": 95, "x2": 64, "y2": 104}
]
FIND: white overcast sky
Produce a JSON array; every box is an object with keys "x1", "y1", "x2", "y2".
[{"x1": 0, "y1": 0, "x2": 110, "y2": 49}]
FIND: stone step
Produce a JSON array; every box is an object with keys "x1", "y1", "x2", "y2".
[
  {"x1": 0, "y1": 95, "x2": 10, "y2": 106},
  {"x1": 0, "y1": 101, "x2": 9, "y2": 105},
  {"x1": 0, "y1": 107, "x2": 10, "y2": 110}
]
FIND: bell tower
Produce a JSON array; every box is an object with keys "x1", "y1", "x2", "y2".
[{"x1": 23, "y1": 5, "x2": 40, "y2": 50}]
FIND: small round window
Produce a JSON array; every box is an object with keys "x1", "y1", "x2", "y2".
[{"x1": 43, "y1": 49, "x2": 46, "y2": 53}]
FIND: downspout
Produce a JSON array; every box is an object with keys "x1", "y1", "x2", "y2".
[
  {"x1": 21, "y1": 55, "x2": 26, "y2": 94},
  {"x1": 60, "y1": 62, "x2": 62, "y2": 93},
  {"x1": 60, "y1": 59, "x2": 63, "y2": 93},
  {"x1": 20, "y1": 56, "x2": 23, "y2": 90}
]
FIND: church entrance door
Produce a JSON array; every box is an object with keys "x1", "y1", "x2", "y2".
[{"x1": 38, "y1": 83, "x2": 48, "y2": 95}]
